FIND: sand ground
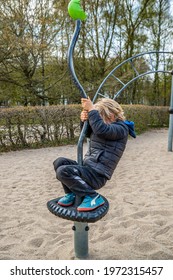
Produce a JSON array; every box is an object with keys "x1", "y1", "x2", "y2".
[{"x1": 0, "y1": 128, "x2": 173, "y2": 260}]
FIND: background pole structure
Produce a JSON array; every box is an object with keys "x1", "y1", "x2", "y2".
[
  {"x1": 168, "y1": 72, "x2": 173, "y2": 152},
  {"x1": 93, "y1": 51, "x2": 173, "y2": 152}
]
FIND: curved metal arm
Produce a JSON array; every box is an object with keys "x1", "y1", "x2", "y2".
[{"x1": 67, "y1": 19, "x2": 87, "y2": 99}]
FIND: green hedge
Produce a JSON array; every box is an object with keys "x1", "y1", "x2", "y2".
[
  {"x1": 0, "y1": 104, "x2": 169, "y2": 152},
  {"x1": 123, "y1": 105, "x2": 169, "y2": 133},
  {"x1": 0, "y1": 105, "x2": 81, "y2": 152}
]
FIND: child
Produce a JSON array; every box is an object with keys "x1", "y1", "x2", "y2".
[{"x1": 53, "y1": 97, "x2": 136, "y2": 212}]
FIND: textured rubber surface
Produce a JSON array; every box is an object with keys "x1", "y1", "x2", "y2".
[{"x1": 47, "y1": 195, "x2": 109, "y2": 223}]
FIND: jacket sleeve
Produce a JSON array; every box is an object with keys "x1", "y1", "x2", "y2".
[{"x1": 88, "y1": 110, "x2": 128, "y2": 140}]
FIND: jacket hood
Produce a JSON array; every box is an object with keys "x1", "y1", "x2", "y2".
[{"x1": 124, "y1": 120, "x2": 136, "y2": 138}]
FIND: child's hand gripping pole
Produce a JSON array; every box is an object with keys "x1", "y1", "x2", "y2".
[{"x1": 81, "y1": 97, "x2": 95, "y2": 112}]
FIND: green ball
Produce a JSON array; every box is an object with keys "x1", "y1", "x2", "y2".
[{"x1": 68, "y1": 0, "x2": 87, "y2": 21}]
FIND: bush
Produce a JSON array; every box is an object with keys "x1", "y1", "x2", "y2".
[
  {"x1": 0, "y1": 104, "x2": 169, "y2": 152},
  {"x1": 0, "y1": 105, "x2": 81, "y2": 152},
  {"x1": 123, "y1": 105, "x2": 169, "y2": 134}
]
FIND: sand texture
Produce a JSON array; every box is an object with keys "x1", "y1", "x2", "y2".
[{"x1": 0, "y1": 128, "x2": 173, "y2": 260}]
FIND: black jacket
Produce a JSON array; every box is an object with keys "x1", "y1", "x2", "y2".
[{"x1": 82, "y1": 110, "x2": 135, "y2": 179}]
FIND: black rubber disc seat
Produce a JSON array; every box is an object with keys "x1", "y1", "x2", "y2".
[{"x1": 47, "y1": 195, "x2": 109, "y2": 223}]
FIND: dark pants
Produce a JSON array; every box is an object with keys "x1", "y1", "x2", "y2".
[{"x1": 53, "y1": 157, "x2": 107, "y2": 198}]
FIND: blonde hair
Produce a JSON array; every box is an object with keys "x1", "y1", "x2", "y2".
[{"x1": 94, "y1": 98, "x2": 125, "y2": 123}]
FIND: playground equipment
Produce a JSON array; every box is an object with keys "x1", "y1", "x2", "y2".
[
  {"x1": 94, "y1": 51, "x2": 173, "y2": 152},
  {"x1": 47, "y1": 0, "x2": 173, "y2": 259},
  {"x1": 47, "y1": 1, "x2": 109, "y2": 259}
]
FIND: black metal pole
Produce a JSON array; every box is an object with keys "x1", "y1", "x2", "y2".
[
  {"x1": 168, "y1": 72, "x2": 173, "y2": 152},
  {"x1": 67, "y1": 19, "x2": 89, "y2": 258}
]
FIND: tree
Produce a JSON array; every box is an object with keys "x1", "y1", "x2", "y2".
[
  {"x1": 0, "y1": 0, "x2": 172, "y2": 106},
  {"x1": 0, "y1": 0, "x2": 64, "y2": 105},
  {"x1": 146, "y1": 0, "x2": 173, "y2": 105}
]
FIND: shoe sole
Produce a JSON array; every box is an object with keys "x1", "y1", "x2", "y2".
[
  {"x1": 77, "y1": 202, "x2": 105, "y2": 212},
  {"x1": 58, "y1": 201, "x2": 74, "y2": 207}
]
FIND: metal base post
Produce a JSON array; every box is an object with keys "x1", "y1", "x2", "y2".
[{"x1": 72, "y1": 221, "x2": 89, "y2": 259}]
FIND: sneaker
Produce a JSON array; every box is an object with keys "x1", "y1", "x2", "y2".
[
  {"x1": 58, "y1": 193, "x2": 75, "y2": 207},
  {"x1": 77, "y1": 194, "x2": 105, "y2": 212}
]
